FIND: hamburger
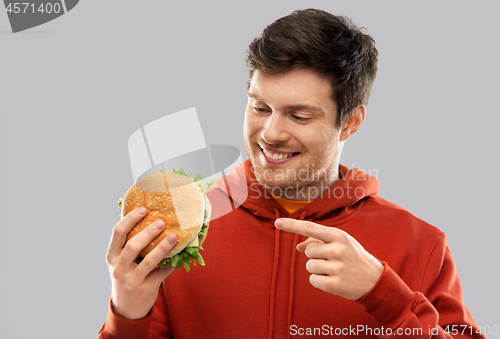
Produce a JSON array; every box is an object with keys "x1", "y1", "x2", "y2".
[{"x1": 119, "y1": 169, "x2": 214, "y2": 272}]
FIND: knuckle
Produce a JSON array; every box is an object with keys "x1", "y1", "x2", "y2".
[
  {"x1": 124, "y1": 225, "x2": 162, "y2": 254},
  {"x1": 146, "y1": 222, "x2": 161, "y2": 235},
  {"x1": 327, "y1": 262, "x2": 340, "y2": 276},
  {"x1": 325, "y1": 243, "x2": 338, "y2": 256},
  {"x1": 155, "y1": 237, "x2": 174, "y2": 254},
  {"x1": 110, "y1": 267, "x2": 123, "y2": 281},
  {"x1": 125, "y1": 241, "x2": 141, "y2": 254},
  {"x1": 139, "y1": 255, "x2": 153, "y2": 267},
  {"x1": 326, "y1": 278, "x2": 338, "y2": 292},
  {"x1": 304, "y1": 221, "x2": 316, "y2": 235},
  {"x1": 105, "y1": 251, "x2": 113, "y2": 264},
  {"x1": 337, "y1": 230, "x2": 350, "y2": 243},
  {"x1": 124, "y1": 208, "x2": 141, "y2": 220},
  {"x1": 112, "y1": 223, "x2": 128, "y2": 238},
  {"x1": 118, "y1": 210, "x2": 145, "y2": 232},
  {"x1": 139, "y1": 255, "x2": 158, "y2": 271}
]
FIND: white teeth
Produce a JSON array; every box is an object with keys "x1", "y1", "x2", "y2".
[{"x1": 263, "y1": 149, "x2": 295, "y2": 160}]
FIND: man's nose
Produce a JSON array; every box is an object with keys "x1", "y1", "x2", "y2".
[{"x1": 261, "y1": 113, "x2": 289, "y2": 144}]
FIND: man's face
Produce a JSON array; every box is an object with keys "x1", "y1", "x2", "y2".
[{"x1": 243, "y1": 68, "x2": 344, "y2": 199}]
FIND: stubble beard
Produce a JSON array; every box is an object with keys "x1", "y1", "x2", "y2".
[{"x1": 244, "y1": 138, "x2": 338, "y2": 200}]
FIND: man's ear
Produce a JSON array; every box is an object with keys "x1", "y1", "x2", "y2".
[{"x1": 339, "y1": 105, "x2": 366, "y2": 142}]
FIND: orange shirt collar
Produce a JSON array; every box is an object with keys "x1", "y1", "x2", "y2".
[{"x1": 270, "y1": 192, "x2": 312, "y2": 214}]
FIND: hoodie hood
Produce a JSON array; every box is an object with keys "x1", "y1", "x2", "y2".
[{"x1": 214, "y1": 160, "x2": 379, "y2": 221}]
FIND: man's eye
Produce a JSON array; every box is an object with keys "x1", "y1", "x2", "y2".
[
  {"x1": 291, "y1": 115, "x2": 310, "y2": 122},
  {"x1": 253, "y1": 106, "x2": 268, "y2": 113}
]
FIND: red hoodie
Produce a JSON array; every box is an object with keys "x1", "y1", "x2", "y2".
[{"x1": 99, "y1": 161, "x2": 483, "y2": 339}]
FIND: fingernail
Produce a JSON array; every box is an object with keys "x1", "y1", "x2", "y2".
[
  {"x1": 166, "y1": 233, "x2": 177, "y2": 244},
  {"x1": 155, "y1": 220, "x2": 165, "y2": 230},
  {"x1": 275, "y1": 219, "x2": 284, "y2": 229},
  {"x1": 137, "y1": 207, "x2": 147, "y2": 215}
]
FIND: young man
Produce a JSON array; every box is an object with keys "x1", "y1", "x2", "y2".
[{"x1": 99, "y1": 9, "x2": 483, "y2": 339}]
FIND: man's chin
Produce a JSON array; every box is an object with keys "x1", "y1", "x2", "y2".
[
  {"x1": 251, "y1": 159, "x2": 295, "y2": 185},
  {"x1": 254, "y1": 171, "x2": 304, "y2": 193}
]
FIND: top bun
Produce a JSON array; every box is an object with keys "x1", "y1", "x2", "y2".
[{"x1": 121, "y1": 172, "x2": 205, "y2": 258}]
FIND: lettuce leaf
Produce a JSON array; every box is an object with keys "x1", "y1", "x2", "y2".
[{"x1": 155, "y1": 224, "x2": 208, "y2": 272}]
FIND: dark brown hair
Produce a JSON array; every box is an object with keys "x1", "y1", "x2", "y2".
[{"x1": 246, "y1": 9, "x2": 378, "y2": 127}]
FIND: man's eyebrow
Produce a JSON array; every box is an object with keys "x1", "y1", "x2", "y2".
[
  {"x1": 248, "y1": 92, "x2": 324, "y2": 113},
  {"x1": 286, "y1": 104, "x2": 324, "y2": 113},
  {"x1": 247, "y1": 92, "x2": 265, "y2": 102}
]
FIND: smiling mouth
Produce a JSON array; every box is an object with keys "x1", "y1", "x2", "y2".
[
  {"x1": 259, "y1": 145, "x2": 300, "y2": 160},
  {"x1": 263, "y1": 149, "x2": 297, "y2": 160}
]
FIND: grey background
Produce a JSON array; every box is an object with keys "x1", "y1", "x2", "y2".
[{"x1": 1, "y1": 1, "x2": 498, "y2": 338}]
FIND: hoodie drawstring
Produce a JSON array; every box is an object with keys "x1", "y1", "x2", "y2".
[
  {"x1": 286, "y1": 210, "x2": 308, "y2": 339},
  {"x1": 267, "y1": 208, "x2": 282, "y2": 339},
  {"x1": 269, "y1": 208, "x2": 309, "y2": 339}
]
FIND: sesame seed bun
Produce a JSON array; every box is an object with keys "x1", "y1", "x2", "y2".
[{"x1": 121, "y1": 172, "x2": 208, "y2": 258}]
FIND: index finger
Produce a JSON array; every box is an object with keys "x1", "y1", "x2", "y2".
[
  {"x1": 107, "y1": 207, "x2": 148, "y2": 259},
  {"x1": 275, "y1": 218, "x2": 337, "y2": 243}
]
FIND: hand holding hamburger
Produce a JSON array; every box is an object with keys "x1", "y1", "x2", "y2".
[
  {"x1": 106, "y1": 169, "x2": 213, "y2": 320},
  {"x1": 120, "y1": 169, "x2": 213, "y2": 272}
]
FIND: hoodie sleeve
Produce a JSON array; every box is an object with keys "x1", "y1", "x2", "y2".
[
  {"x1": 97, "y1": 284, "x2": 173, "y2": 339},
  {"x1": 357, "y1": 235, "x2": 484, "y2": 339}
]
